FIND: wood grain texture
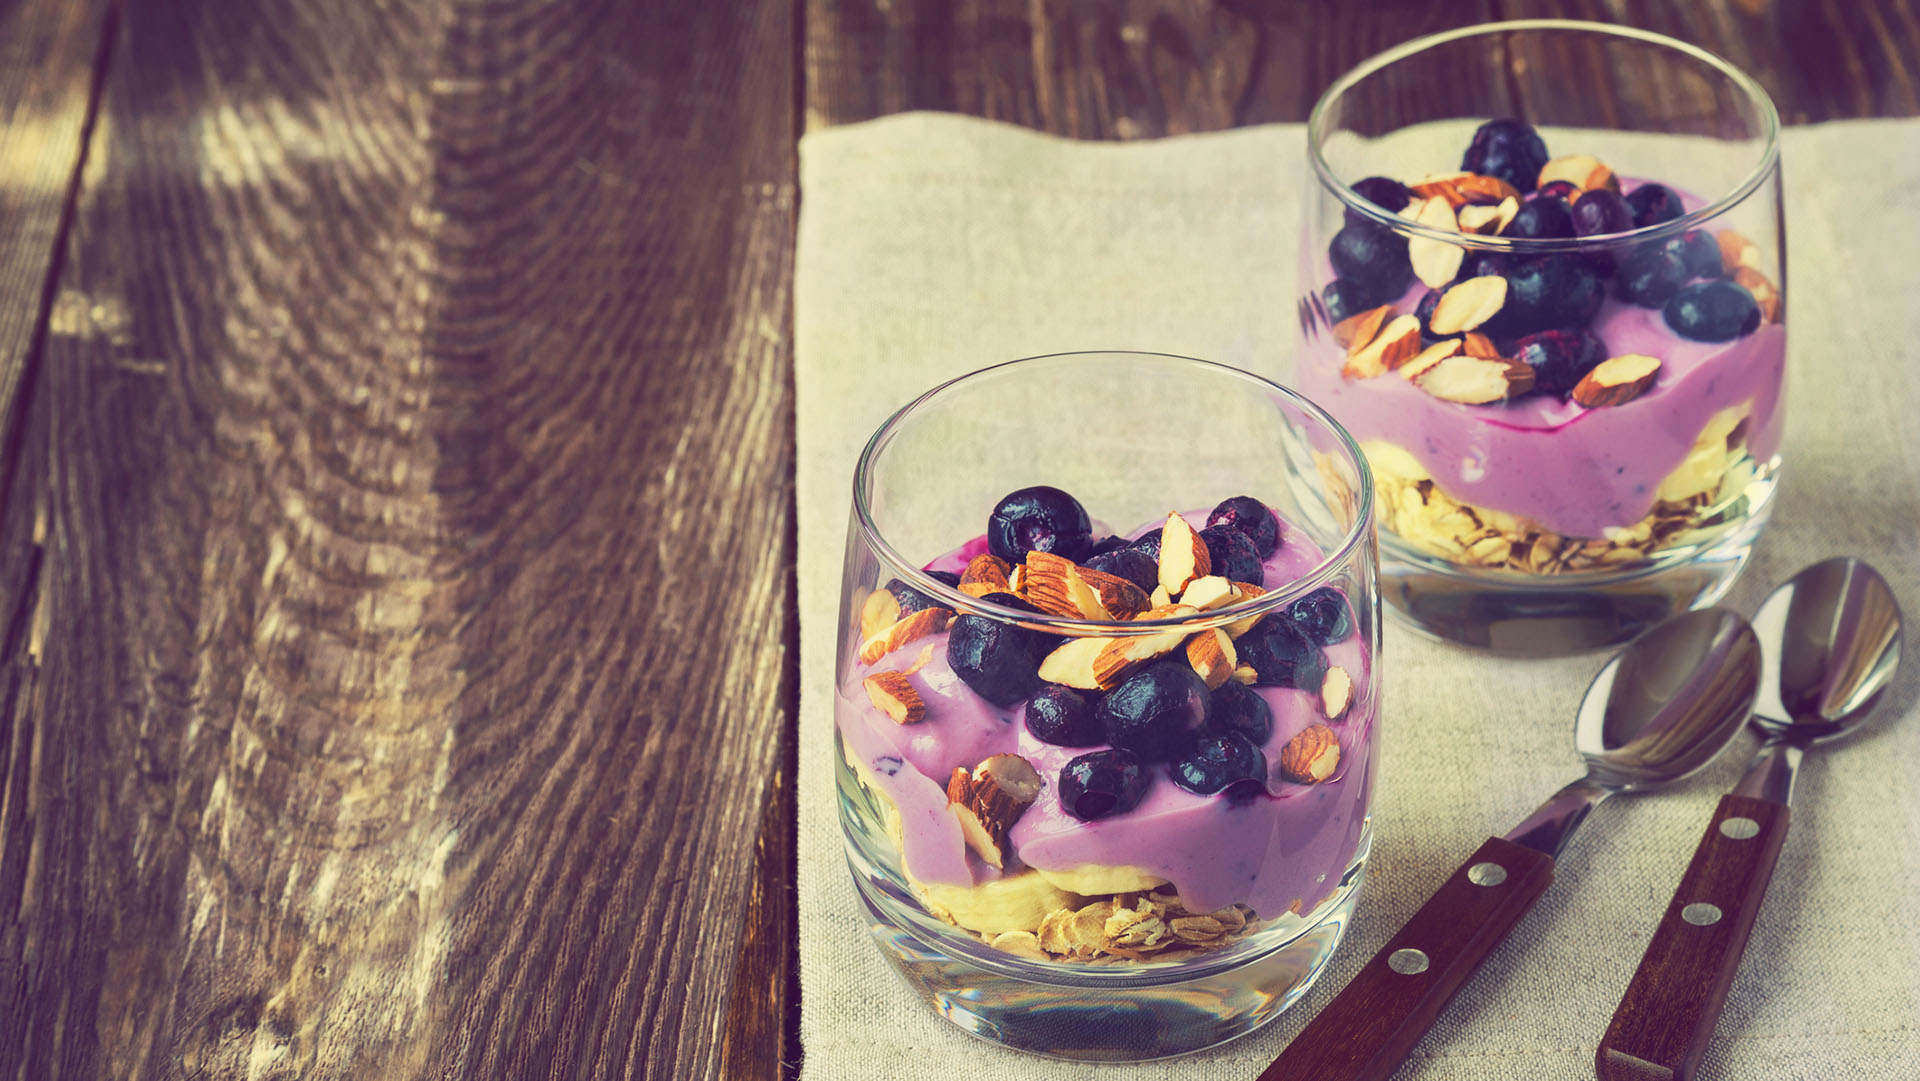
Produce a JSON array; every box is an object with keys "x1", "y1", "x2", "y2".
[{"x1": 2, "y1": 0, "x2": 796, "y2": 1079}]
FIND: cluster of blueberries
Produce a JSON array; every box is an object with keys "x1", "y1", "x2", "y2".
[
  {"x1": 883, "y1": 487, "x2": 1353, "y2": 824},
  {"x1": 1325, "y1": 119, "x2": 1767, "y2": 397}
]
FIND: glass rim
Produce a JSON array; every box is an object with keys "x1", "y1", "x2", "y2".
[
  {"x1": 850, "y1": 350, "x2": 1377, "y2": 635},
  {"x1": 1306, "y1": 19, "x2": 1784, "y2": 251}
]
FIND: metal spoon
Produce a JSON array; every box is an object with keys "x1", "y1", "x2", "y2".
[
  {"x1": 1598, "y1": 559, "x2": 1904, "y2": 1081},
  {"x1": 1261, "y1": 607, "x2": 1761, "y2": 1081}
]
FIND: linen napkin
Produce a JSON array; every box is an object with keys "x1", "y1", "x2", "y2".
[{"x1": 794, "y1": 112, "x2": 1920, "y2": 1080}]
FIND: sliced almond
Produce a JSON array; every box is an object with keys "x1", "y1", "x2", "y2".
[
  {"x1": 863, "y1": 671, "x2": 926, "y2": 724},
  {"x1": 1149, "y1": 584, "x2": 1173, "y2": 608},
  {"x1": 1537, "y1": 153, "x2": 1618, "y2": 193},
  {"x1": 1007, "y1": 564, "x2": 1026, "y2": 594},
  {"x1": 858, "y1": 606, "x2": 954, "y2": 664},
  {"x1": 1185, "y1": 629, "x2": 1237, "y2": 690},
  {"x1": 859, "y1": 588, "x2": 903, "y2": 640},
  {"x1": 1320, "y1": 665, "x2": 1354, "y2": 721},
  {"x1": 959, "y1": 553, "x2": 1013, "y2": 594},
  {"x1": 1733, "y1": 266, "x2": 1781, "y2": 324},
  {"x1": 1223, "y1": 582, "x2": 1269, "y2": 638},
  {"x1": 1278, "y1": 725, "x2": 1341, "y2": 783},
  {"x1": 946, "y1": 754, "x2": 1043, "y2": 868},
  {"x1": 1399, "y1": 338, "x2": 1463, "y2": 381},
  {"x1": 1428, "y1": 275, "x2": 1509, "y2": 336},
  {"x1": 1717, "y1": 229, "x2": 1760, "y2": 273},
  {"x1": 1179, "y1": 575, "x2": 1238, "y2": 611},
  {"x1": 1022, "y1": 551, "x2": 1113, "y2": 620},
  {"x1": 1077, "y1": 566, "x2": 1151, "y2": 620},
  {"x1": 1408, "y1": 171, "x2": 1520, "y2": 208},
  {"x1": 1491, "y1": 194, "x2": 1520, "y2": 233},
  {"x1": 1456, "y1": 202, "x2": 1504, "y2": 234},
  {"x1": 1571, "y1": 354, "x2": 1662, "y2": 408},
  {"x1": 1460, "y1": 331, "x2": 1501, "y2": 359},
  {"x1": 1156, "y1": 513, "x2": 1211, "y2": 596},
  {"x1": 1397, "y1": 196, "x2": 1428, "y2": 221},
  {"x1": 1231, "y1": 665, "x2": 1259, "y2": 685},
  {"x1": 1092, "y1": 625, "x2": 1193, "y2": 687},
  {"x1": 1333, "y1": 304, "x2": 1394, "y2": 351},
  {"x1": 1414, "y1": 354, "x2": 1535, "y2": 404},
  {"x1": 1037, "y1": 636, "x2": 1111, "y2": 690},
  {"x1": 1409, "y1": 197, "x2": 1465, "y2": 289},
  {"x1": 1342, "y1": 314, "x2": 1422, "y2": 379}
]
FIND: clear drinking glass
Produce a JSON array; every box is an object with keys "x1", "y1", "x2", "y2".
[
  {"x1": 834, "y1": 352, "x2": 1380, "y2": 1060},
  {"x1": 1296, "y1": 21, "x2": 1785, "y2": 655}
]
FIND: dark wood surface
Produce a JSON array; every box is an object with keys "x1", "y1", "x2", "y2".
[{"x1": 0, "y1": 1, "x2": 1912, "y2": 1079}]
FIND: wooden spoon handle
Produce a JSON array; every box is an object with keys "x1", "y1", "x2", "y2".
[
  {"x1": 1259, "y1": 836, "x2": 1555, "y2": 1081},
  {"x1": 1596, "y1": 793, "x2": 1792, "y2": 1081}
]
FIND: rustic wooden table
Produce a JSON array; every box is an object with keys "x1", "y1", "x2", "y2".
[{"x1": 0, "y1": 1, "x2": 1912, "y2": 1078}]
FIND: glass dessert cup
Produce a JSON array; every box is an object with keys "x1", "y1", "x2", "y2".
[
  {"x1": 834, "y1": 351, "x2": 1381, "y2": 1061},
  {"x1": 1297, "y1": 21, "x2": 1785, "y2": 655}
]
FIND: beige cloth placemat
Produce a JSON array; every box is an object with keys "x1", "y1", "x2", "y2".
[{"x1": 794, "y1": 113, "x2": 1920, "y2": 1080}]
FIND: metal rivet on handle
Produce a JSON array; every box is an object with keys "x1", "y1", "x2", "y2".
[
  {"x1": 1467, "y1": 862, "x2": 1507, "y2": 887},
  {"x1": 1682, "y1": 902, "x2": 1724, "y2": 926},
  {"x1": 1720, "y1": 817, "x2": 1760, "y2": 840},
  {"x1": 1388, "y1": 949, "x2": 1430, "y2": 975}
]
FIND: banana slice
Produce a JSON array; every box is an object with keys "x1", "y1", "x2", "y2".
[
  {"x1": 918, "y1": 873, "x2": 1083, "y2": 936},
  {"x1": 1035, "y1": 864, "x2": 1170, "y2": 896}
]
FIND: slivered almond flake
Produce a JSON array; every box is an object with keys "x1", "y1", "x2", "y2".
[
  {"x1": 1716, "y1": 229, "x2": 1758, "y2": 273},
  {"x1": 1023, "y1": 551, "x2": 1112, "y2": 620},
  {"x1": 1037, "y1": 636, "x2": 1111, "y2": 690},
  {"x1": 1078, "y1": 566, "x2": 1151, "y2": 620},
  {"x1": 903, "y1": 642, "x2": 937, "y2": 675},
  {"x1": 1491, "y1": 195, "x2": 1520, "y2": 233},
  {"x1": 1461, "y1": 331, "x2": 1501, "y2": 359},
  {"x1": 1179, "y1": 576, "x2": 1238, "y2": 611},
  {"x1": 958, "y1": 581, "x2": 1003, "y2": 597},
  {"x1": 1320, "y1": 665, "x2": 1354, "y2": 720},
  {"x1": 1150, "y1": 584, "x2": 1173, "y2": 608},
  {"x1": 959, "y1": 553, "x2": 1013, "y2": 593},
  {"x1": 1223, "y1": 582, "x2": 1268, "y2": 638},
  {"x1": 1428, "y1": 275, "x2": 1508, "y2": 336},
  {"x1": 1456, "y1": 203, "x2": 1504, "y2": 234},
  {"x1": 859, "y1": 588, "x2": 903, "y2": 640},
  {"x1": 1409, "y1": 196, "x2": 1465, "y2": 288},
  {"x1": 1733, "y1": 266, "x2": 1781, "y2": 323},
  {"x1": 1185, "y1": 629, "x2": 1236, "y2": 690},
  {"x1": 1399, "y1": 338, "x2": 1462, "y2": 381},
  {"x1": 1414, "y1": 354, "x2": 1535, "y2": 404},
  {"x1": 947, "y1": 754, "x2": 1042, "y2": 868},
  {"x1": 1231, "y1": 665, "x2": 1258, "y2": 685},
  {"x1": 863, "y1": 671, "x2": 926, "y2": 724},
  {"x1": 1409, "y1": 171, "x2": 1520, "y2": 208},
  {"x1": 1278, "y1": 725, "x2": 1341, "y2": 783},
  {"x1": 1537, "y1": 154, "x2": 1618, "y2": 193},
  {"x1": 1342, "y1": 314, "x2": 1422, "y2": 379},
  {"x1": 1333, "y1": 304, "x2": 1394, "y2": 351},
  {"x1": 1157, "y1": 513, "x2": 1211, "y2": 595},
  {"x1": 857, "y1": 606, "x2": 954, "y2": 664},
  {"x1": 1092, "y1": 626, "x2": 1192, "y2": 687},
  {"x1": 1397, "y1": 196, "x2": 1427, "y2": 221},
  {"x1": 1571, "y1": 354, "x2": 1662, "y2": 408},
  {"x1": 1007, "y1": 564, "x2": 1025, "y2": 594}
]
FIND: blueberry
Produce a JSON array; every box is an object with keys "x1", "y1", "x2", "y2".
[
  {"x1": 1415, "y1": 288, "x2": 1452, "y2": 341},
  {"x1": 1663, "y1": 230, "x2": 1724, "y2": 278},
  {"x1": 1321, "y1": 278, "x2": 1381, "y2": 324},
  {"x1": 1206, "y1": 496, "x2": 1281, "y2": 558},
  {"x1": 1347, "y1": 176, "x2": 1414, "y2": 223},
  {"x1": 1512, "y1": 328, "x2": 1608, "y2": 396},
  {"x1": 1328, "y1": 221, "x2": 1413, "y2": 302},
  {"x1": 1129, "y1": 528, "x2": 1164, "y2": 560},
  {"x1": 1236, "y1": 619, "x2": 1327, "y2": 690},
  {"x1": 1663, "y1": 280, "x2": 1762, "y2": 342},
  {"x1": 947, "y1": 592, "x2": 1053, "y2": 707},
  {"x1": 1535, "y1": 179, "x2": 1580, "y2": 204},
  {"x1": 1288, "y1": 587, "x2": 1353, "y2": 645},
  {"x1": 1024, "y1": 685, "x2": 1103, "y2": 747},
  {"x1": 1209, "y1": 681, "x2": 1272, "y2": 745},
  {"x1": 1085, "y1": 546, "x2": 1158, "y2": 595},
  {"x1": 1506, "y1": 196, "x2": 1575, "y2": 239},
  {"x1": 1199, "y1": 525, "x2": 1264, "y2": 587},
  {"x1": 1625, "y1": 183, "x2": 1685, "y2": 228},
  {"x1": 1170, "y1": 732, "x2": 1267, "y2": 796},
  {"x1": 1058, "y1": 748, "x2": 1150, "y2": 821},
  {"x1": 987, "y1": 486, "x2": 1094, "y2": 563},
  {"x1": 1614, "y1": 244, "x2": 1689, "y2": 307},
  {"x1": 926, "y1": 570, "x2": 961, "y2": 588},
  {"x1": 1458, "y1": 250, "x2": 1514, "y2": 282},
  {"x1": 885, "y1": 577, "x2": 947, "y2": 616},
  {"x1": 1086, "y1": 534, "x2": 1131, "y2": 558},
  {"x1": 1461, "y1": 119, "x2": 1550, "y2": 193},
  {"x1": 1571, "y1": 189, "x2": 1634, "y2": 237},
  {"x1": 1484, "y1": 256, "x2": 1603, "y2": 339},
  {"x1": 1097, "y1": 661, "x2": 1212, "y2": 762}
]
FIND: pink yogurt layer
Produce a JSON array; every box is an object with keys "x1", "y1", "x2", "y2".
[
  {"x1": 1298, "y1": 288, "x2": 1784, "y2": 538},
  {"x1": 836, "y1": 515, "x2": 1376, "y2": 919}
]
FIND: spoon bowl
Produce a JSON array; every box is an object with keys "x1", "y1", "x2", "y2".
[{"x1": 1751, "y1": 557, "x2": 1903, "y2": 743}]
